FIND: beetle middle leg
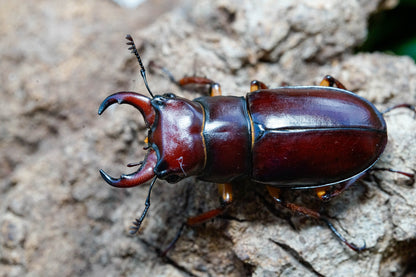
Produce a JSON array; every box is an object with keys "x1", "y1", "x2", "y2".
[
  {"x1": 266, "y1": 185, "x2": 365, "y2": 252},
  {"x1": 160, "y1": 183, "x2": 233, "y2": 256},
  {"x1": 187, "y1": 183, "x2": 233, "y2": 225}
]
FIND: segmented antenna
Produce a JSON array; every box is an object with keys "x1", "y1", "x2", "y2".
[{"x1": 125, "y1": 34, "x2": 154, "y2": 98}]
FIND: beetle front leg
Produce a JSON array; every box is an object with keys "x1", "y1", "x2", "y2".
[
  {"x1": 187, "y1": 183, "x2": 233, "y2": 225},
  {"x1": 266, "y1": 185, "x2": 365, "y2": 252},
  {"x1": 320, "y1": 75, "x2": 347, "y2": 90}
]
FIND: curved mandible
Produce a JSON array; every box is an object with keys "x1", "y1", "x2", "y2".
[
  {"x1": 99, "y1": 149, "x2": 157, "y2": 188},
  {"x1": 98, "y1": 91, "x2": 155, "y2": 127}
]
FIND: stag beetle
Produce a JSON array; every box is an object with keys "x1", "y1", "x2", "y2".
[{"x1": 99, "y1": 35, "x2": 415, "y2": 252}]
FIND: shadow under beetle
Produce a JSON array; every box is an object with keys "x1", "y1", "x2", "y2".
[{"x1": 98, "y1": 35, "x2": 415, "y2": 252}]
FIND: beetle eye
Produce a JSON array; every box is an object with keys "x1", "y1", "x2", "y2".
[
  {"x1": 163, "y1": 93, "x2": 176, "y2": 98},
  {"x1": 165, "y1": 175, "x2": 181, "y2": 183},
  {"x1": 153, "y1": 98, "x2": 164, "y2": 106}
]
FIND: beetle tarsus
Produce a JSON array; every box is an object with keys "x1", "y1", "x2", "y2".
[
  {"x1": 130, "y1": 176, "x2": 157, "y2": 235},
  {"x1": 372, "y1": 167, "x2": 415, "y2": 185},
  {"x1": 322, "y1": 217, "x2": 366, "y2": 252},
  {"x1": 160, "y1": 223, "x2": 186, "y2": 256}
]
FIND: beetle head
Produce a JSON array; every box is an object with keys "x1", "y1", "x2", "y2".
[{"x1": 98, "y1": 92, "x2": 206, "y2": 187}]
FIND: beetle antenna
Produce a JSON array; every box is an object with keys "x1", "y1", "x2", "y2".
[
  {"x1": 130, "y1": 176, "x2": 158, "y2": 235},
  {"x1": 125, "y1": 34, "x2": 154, "y2": 98}
]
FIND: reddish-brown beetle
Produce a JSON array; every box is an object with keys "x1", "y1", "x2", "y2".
[{"x1": 99, "y1": 35, "x2": 415, "y2": 252}]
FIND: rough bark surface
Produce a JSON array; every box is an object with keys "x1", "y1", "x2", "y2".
[{"x1": 1, "y1": 0, "x2": 416, "y2": 276}]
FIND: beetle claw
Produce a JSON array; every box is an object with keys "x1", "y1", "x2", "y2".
[{"x1": 100, "y1": 149, "x2": 157, "y2": 188}]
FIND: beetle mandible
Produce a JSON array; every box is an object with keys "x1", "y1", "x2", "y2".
[{"x1": 99, "y1": 35, "x2": 415, "y2": 252}]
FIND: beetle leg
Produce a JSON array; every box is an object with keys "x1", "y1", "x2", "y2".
[
  {"x1": 178, "y1": 76, "x2": 215, "y2": 87},
  {"x1": 129, "y1": 176, "x2": 158, "y2": 235},
  {"x1": 187, "y1": 183, "x2": 233, "y2": 225},
  {"x1": 266, "y1": 186, "x2": 321, "y2": 218},
  {"x1": 160, "y1": 222, "x2": 186, "y2": 257},
  {"x1": 382, "y1": 103, "x2": 416, "y2": 115},
  {"x1": 209, "y1": 83, "x2": 222, "y2": 96},
  {"x1": 316, "y1": 167, "x2": 414, "y2": 202},
  {"x1": 372, "y1": 167, "x2": 415, "y2": 184},
  {"x1": 315, "y1": 182, "x2": 353, "y2": 202},
  {"x1": 266, "y1": 185, "x2": 365, "y2": 252},
  {"x1": 177, "y1": 76, "x2": 222, "y2": 96},
  {"x1": 160, "y1": 183, "x2": 233, "y2": 256},
  {"x1": 320, "y1": 75, "x2": 347, "y2": 90},
  {"x1": 250, "y1": 80, "x2": 269, "y2": 92},
  {"x1": 147, "y1": 62, "x2": 222, "y2": 96},
  {"x1": 315, "y1": 172, "x2": 366, "y2": 201}
]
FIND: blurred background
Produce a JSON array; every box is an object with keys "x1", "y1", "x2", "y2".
[{"x1": 360, "y1": 0, "x2": 416, "y2": 61}]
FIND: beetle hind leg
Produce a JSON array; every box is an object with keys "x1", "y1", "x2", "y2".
[
  {"x1": 266, "y1": 185, "x2": 365, "y2": 252},
  {"x1": 315, "y1": 172, "x2": 366, "y2": 202},
  {"x1": 320, "y1": 75, "x2": 347, "y2": 90},
  {"x1": 250, "y1": 80, "x2": 269, "y2": 92},
  {"x1": 266, "y1": 186, "x2": 320, "y2": 218},
  {"x1": 382, "y1": 103, "x2": 416, "y2": 116}
]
